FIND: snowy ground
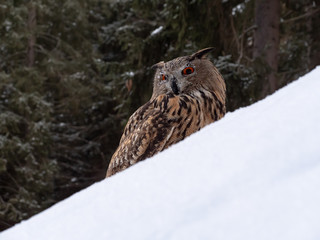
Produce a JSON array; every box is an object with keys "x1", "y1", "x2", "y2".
[{"x1": 1, "y1": 67, "x2": 320, "y2": 240}]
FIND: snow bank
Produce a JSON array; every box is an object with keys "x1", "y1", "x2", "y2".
[{"x1": 1, "y1": 67, "x2": 320, "y2": 240}]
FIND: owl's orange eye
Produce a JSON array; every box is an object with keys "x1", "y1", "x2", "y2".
[
  {"x1": 182, "y1": 67, "x2": 194, "y2": 75},
  {"x1": 161, "y1": 74, "x2": 166, "y2": 81}
]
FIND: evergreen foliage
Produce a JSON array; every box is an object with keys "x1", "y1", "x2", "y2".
[{"x1": 0, "y1": 0, "x2": 318, "y2": 230}]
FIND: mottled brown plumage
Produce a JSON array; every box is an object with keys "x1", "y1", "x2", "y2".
[{"x1": 106, "y1": 48, "x2": 226, "y2": 177}]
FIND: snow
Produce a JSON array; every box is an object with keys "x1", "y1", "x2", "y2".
[
  {"x1": 1, "y1": 67, "x2": 320, "y2": 240},
  {"x1": 150, "y1": 26, "x2": 163, "y2": 36}
]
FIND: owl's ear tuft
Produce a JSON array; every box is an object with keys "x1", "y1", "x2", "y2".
[
  {"x1": 189, "y1": 47, "x2": 214, "y2": 60},
  {"x1": 152, "y1": 61, "x2": 165, "y2": 70}
]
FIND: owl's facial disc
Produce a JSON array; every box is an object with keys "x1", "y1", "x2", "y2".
[{"x1": 155, "y1": 59, "x2": 197, "y2": 96}]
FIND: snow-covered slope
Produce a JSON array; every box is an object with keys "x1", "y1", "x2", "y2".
[{"x1": 1, "y1": 67, "x2": 320, "y2": 240}]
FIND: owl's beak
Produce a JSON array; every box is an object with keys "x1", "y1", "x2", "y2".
[{"x1": 170, "y1": 77, "x2": 180, "y2": 95}]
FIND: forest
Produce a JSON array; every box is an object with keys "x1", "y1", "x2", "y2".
[{"x1": 0, "y1": 0, "x2": 319, "y2": 231}]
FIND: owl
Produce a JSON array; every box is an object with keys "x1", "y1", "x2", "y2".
[{"x1": 106, "y1": 48, "x2": 226, "y2": 177}]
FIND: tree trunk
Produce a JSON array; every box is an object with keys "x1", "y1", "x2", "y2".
[
  {"x1": 26, "y1": 2, "x2": 36, "y2": 67},
  {"x1": 309, "y1": 5, "x2": 320, "y2": 69},
  {"x1": 253, "y1": 0, "x2": 280, "y2": 97}
]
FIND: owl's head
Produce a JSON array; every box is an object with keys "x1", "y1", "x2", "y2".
[{"x1": 151, "y1": 48, "x2": 225, "y2": 100}]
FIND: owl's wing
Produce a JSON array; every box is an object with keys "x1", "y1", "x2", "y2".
[{"x1": 106, "y1": 99, "x2": 174, "y2": 177}]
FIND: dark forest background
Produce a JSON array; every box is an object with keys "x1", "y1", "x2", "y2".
[{"x1": 0, "y1": 0, "x2": 319, "y2": 231}]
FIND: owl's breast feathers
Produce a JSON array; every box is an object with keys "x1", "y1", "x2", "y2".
[{"x1": 106, "y1": 90, "x2": 225, "y2": 177}]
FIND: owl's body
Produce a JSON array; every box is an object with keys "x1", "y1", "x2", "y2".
[{"x1": 106, "y1": 48, "x2": 226, "y2": 177}]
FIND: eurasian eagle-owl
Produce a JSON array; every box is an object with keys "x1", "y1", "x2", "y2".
[{"x1": 106, "y1": 48, "x2": 226, "y2": 177}]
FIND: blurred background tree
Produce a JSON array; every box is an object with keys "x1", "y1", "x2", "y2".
[{"x1": 0, "y1": 0, "x2": 319, "y2": 231}]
